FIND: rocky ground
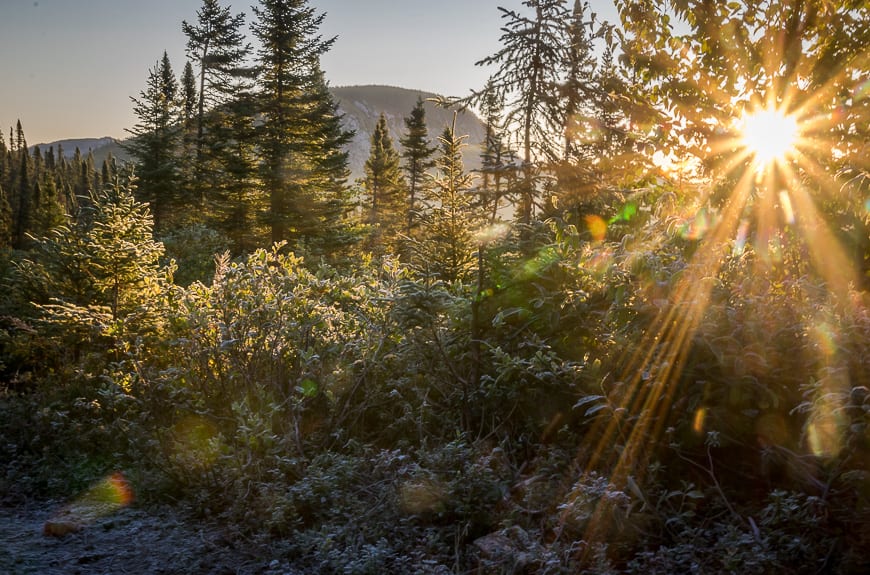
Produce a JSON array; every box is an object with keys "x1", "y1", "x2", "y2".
[{"x1": 0, "y1": 498, "x2": 301, "y2": 575}]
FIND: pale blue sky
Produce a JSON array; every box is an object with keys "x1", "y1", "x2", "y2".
[{"x1": 1, "y1": 0, "x2": 618, "y2": 145}]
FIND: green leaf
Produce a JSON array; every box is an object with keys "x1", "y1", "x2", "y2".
[{"x1": 299, "y1": 378, "x2": 318, "y2": 398}]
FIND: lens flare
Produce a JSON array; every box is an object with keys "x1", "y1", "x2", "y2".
[
  {"x1": 585, "y1": 215, "x2": 607, "y2": 241},
  {"x1": 44, "y1": 472, "x2": 134, "y2": 536}
]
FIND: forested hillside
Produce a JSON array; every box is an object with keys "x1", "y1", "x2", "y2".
[{"x1": 2, "y1": 0, "x2": 868, "y2": 573}]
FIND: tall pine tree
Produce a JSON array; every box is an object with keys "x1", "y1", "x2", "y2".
[
  {"x1": 252, "y1": 0, "x2": 353, "y2": 253},
  {"x1": 182, "y1": 0, "x2": 251, "y2": 161},
  {"x1": 468, "y1": 0, "x2": 570, "y2": 227},
  {"x1": 182, "y1": 0, "x2": 252, "y2": 212},
  {"x1": 124, "y1": 51, "x2": 181, "y2": 231}
]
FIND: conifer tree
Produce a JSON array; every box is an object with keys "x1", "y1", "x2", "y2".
[
  {"x1": 12, "y1": 145, "x2": 32, "y2": 249},
  {"x1": 0, "y1": 133, "x2": 9, "y2": 247},
  {"x1": 182, "y1": 0, "x2": 252, "y2": 215},
  {"x1": 32, "y1": 163, "x2": 65, "y2": 238},
  {"x1": 467, "y1": 0, "x2": 570, "y2": 226},
  {"x1": 400, "y1": 98, "x2": 436, "y2": 237},
  {"x1": 179, "y1": 61, "x2": 198, "y2": 192},
  {"x1": 15, "y1": 121, "x2": 27, "y2": 155},
  {"x1": 415, "y1": 123, "x2": 481, "y2": 283},
  {"x1": 252, "y1": 0, "x2": 353, "y2": 251},
  {"x1": 207, "y1": 88, "x2": 263, "y2": 253},
  {"x1": 561, "y1": 0, "x2": 598, "y2": 161},
  {"x1": 124, "y1": 51, "x2": 181, "y2": 231},
  {"x1": 297, "y1": 68, "x2": 355, "y2": 257},
  {"x1": 0, "y1": 184, "x2": 11, "y2": 249},
  {"x1": 180, "y1": 61, "x2": 198, "y2": 128},
  {"x1": 182, "y1": 0, "x2": 251, "y2": 158},
  {"x1": 24, "y1": 173, "x2": 168, "y2": 363},
  {"x1": 477, "y1": 80, "x2": 517, "y2": 224},
  {"x1": 364, "y1": 113, "x2": 406, "y2": 254}
]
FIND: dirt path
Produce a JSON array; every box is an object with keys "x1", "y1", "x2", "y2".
[{"x1": 0, "y1": 500, "x2": 297, "y2": 575}]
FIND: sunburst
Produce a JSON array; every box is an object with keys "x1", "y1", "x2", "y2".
[{"x1": 738, "y1": 107, "x2": 800, "y2": 169}]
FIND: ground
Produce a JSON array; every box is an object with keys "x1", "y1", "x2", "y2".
[{"x1": 0, "y1": 499, "x2": 300, "y2": 575}]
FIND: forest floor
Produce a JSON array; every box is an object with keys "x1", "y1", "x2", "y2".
[{"x1": 0, "y1": 498, "x2": 299, "y2": 575}]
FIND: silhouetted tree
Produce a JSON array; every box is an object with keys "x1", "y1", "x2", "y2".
[
  {"x1": 124, "y1": 51, "x2": 181, "y2": 231},
  {"x1": 400, "y1": 97, "x2": 436, "y2": 237}
]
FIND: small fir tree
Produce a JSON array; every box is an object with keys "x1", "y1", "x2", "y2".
[
  {"x1": 364, "y1": 113, "x2": 406, "y2": 254},
  {"x1": 415, "y1": 122, "x2": 481, "y2": 283}
]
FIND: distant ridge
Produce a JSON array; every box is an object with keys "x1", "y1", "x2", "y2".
[
  {"x1": 31, "y1": 137, "x2": 128, "y2": 167},
  {"x1": 31, "y1": 85, "x2": 486, "y2": 181},
  {"x1": 331, "y1": 85, "x2": 485, "y2": 180}
]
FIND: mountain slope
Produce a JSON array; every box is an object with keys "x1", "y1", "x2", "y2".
[
  {"x1": 32, "y1": 85, "x2": 486, "y2": 182},
  {"x1": 332, "y1": 85, "x2": 485, "y2": 181}
]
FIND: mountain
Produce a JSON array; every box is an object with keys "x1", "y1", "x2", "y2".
[
  {"x1": 31, "y1": 85, "x2": 486, "y2": 182},
  {"x1": 31, "y1": 137, "x2": 130, "y2": 167},
  {"x1": 331, "y1": 85, "x2": 486, "y2": 181}
]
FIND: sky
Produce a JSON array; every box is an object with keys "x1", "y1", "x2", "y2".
[{"x1": 1, "y1": 0, "x2": 618, "y2": 145}]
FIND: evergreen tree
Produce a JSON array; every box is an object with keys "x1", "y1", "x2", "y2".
[
  {"x1": 467, "y1": 0, "x2": 570, "y2": 226},
  {"x1": 182, "y1": 0, "x2": 251, "y2": 158},
  {"x1": 0, "y1": 132, "x2": 9, "y2": 247},
  {"x1": 477, "y1": 80, "x2": 517, "y2": 224},
  {"x1": 399, "y1": 97, "x2": 436, "y2": 237},
  {"x1": 207, "y1": 88, "x2": 263, "y2": 253},
  {"x1": 182, "y1": 0, "x2": 252, "y2": 212},
  {"x1": 124, "y1": 51, "x2": 181, "y2": 231},
  {"x1": 364, "y1": 113, "x2": 406, "y2": 254},
  {"x1": 549, "y1": 2, "x2": 632, "y2": 217},
  {"x1": 32, "y1": 162, "x2": 65, "y2": 237},
  {"x1": 12, "y1": 145, "x2": 32, "y2": 249},
  {"x1": 23, "y1": 173, "x2": 168, "y2": 363},
  {"x1": 252, "y1": 0, "x2": 353, "y2": 251},
  {"x1": 415, "y1": 122, "x2": 481, "y2": 283},
  {"x1": 561, "y1": 0, "x2": 598, "y2": 161},
  {"x1": 0, "y1": 182, "x2": 11, "y2": 248},
  {"x1": 15, "y1": 120, "x2": 27, "y2": 155},
  {"x1": 180, "y1": 61, "x2": 198, "y2": 129},
  {"x1": 178, "y1": 61, "x2": 198, "y2": 195},
  {"x1": 297, "y1": 68, "x2": 355, "y2": 257}
]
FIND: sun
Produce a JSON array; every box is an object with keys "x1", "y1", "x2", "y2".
[{"x1": 738, "y1": 107, "x2": 800, "y2": 168}]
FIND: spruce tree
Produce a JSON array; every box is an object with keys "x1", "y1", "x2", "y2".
[
  {"x1": 24, "y1": 173, "x2": 168, "y2": 364},
  {"x1": 297, "y1": 68, "x2": 355, "y2": 257},
  {"x1": 12, "y1": 145, "x2": 32, "y2": 249},
  {"x1": 399, "y1": 97, "x2": 436, "y2": 237},
  {"x1": 182, "y1": 0, "x2": 251, "y2": 159},
  {"x1": 415, "y1": 122, "x2": 481, "y2": 283},
  {"x1": 179, "y1": 61, "x2": 198, "y2": 193},
  {"x1": 477, "y1": 80, "x2": 517, "y2": 224},
  {"x1": 124, "y1": 51, "x2": 181, "y2": 231},
  {"x1": 0, "y1": 182, "x2": 11, "y2": 248},
  {"x1": 467, "y1": 0, "x2": 570, "y2": 226},
  {"x1": 0, "y1": 132, "x2": 9, "y2": 247},
  {"x1": 252, "y1": 0, "x2": 353, "y2": 251},
  {"x1": 207, "y1": 88, "x2": 263, "y2": 253},
  {"x1": 182, "y1": 0, "x2": 252, "y2": 214},
  {"x1": 364, "y1": 113, "x2": 406, "y2": 254}
]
